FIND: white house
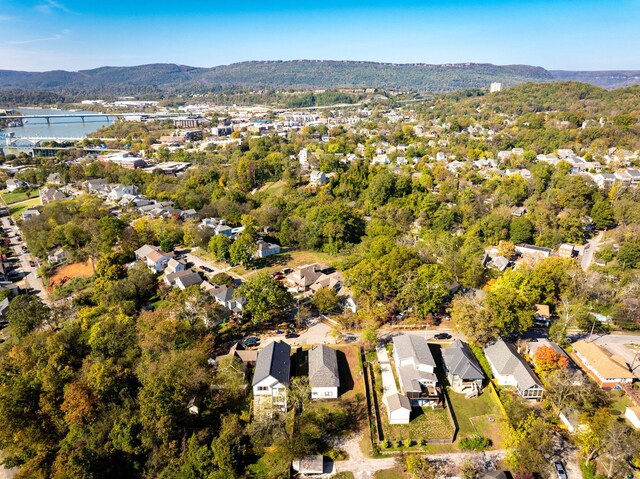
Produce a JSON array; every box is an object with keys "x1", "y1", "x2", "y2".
[
  {"x1": 309, "y1": 170, "x2": 328, "y2": 187},
  {"x1": 392, "y1": 334, "x2": 442, "y2": 407},
  {"x1": 309, "y1": 345, "x2": 340, "y2": 400},
  {"x1": 5, "y1": 179, "x2": 28, "y2": 192},
  {"x1": 484, "y1": 338, "x2": 544, "y2": 399},
  {"x1": 107, "y1": 184, "x2": 138, "y2": 201},
  {"x1": 255, "y1": 240, "x2": 281, "y2": 258},
  {"x1": 625, "y1": 407, "x2": 640, "y2": 429},
  {"x1": 145, "y1": 250, "x2": 171, "y2": 273},
  {"x1": 252, "y1": 341, "x2": 291, "y2": 414},
  {"x1": 165, "y1": 258, "x2": 187, "y2": 275},
  {"x1": 384, "y1": 393, "x2": 412, "y2": 424}
]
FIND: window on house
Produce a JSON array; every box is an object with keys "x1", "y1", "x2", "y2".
[
  {"x1": 257, "y1": 386, "x2": 268, "y2": 391},
  {"x1": 325, "y1": 391, "x2": 333, "y2": 397}
]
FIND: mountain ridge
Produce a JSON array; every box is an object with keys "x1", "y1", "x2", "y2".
[{"x1": 0, "y1": 60, "x2": 638, "y2": 93}]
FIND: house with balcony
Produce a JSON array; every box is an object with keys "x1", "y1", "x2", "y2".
[
  {"x1": 442, "y1": 340, "x2": 485, "y2": 396},
  {"x1": 392, "y1": 334, "x2": 442, "y2": 407},
  {"x1": 252, "y1": 341, "x2": 291, "y2": 416}
]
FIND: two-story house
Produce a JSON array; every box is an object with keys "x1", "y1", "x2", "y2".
[
  {"x1": 392, "y1": 334, "x2": 442, "y2": 407},
  {"x1": 252, "y1": 341, "x2": 291, "y2": 415},
  {"x1": 442, "y1": 340, "x2": 485, "y2": 396}
]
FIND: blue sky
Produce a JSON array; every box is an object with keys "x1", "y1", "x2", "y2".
[{"x1": 0, "y1": 0, "x2": 639, "y2": 71}]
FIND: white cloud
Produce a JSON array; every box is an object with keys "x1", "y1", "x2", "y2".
[
  {"x1": 6, "y1": 29, "x2": 71, "y2": 45},
  {"x1": 35, "y1": 0, "x2": 73, "y2": 14},
  {"x1": 0, "y1": 15, "x2": 15, "y2": 21}
]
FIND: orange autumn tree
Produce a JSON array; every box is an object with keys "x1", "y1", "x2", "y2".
[{"x1": 534, "y1": 346, "x2": 570, "y2": 375}]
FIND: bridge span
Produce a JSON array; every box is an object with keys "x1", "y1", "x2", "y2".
[{"x1": 1, "y1": 112, "x2": 191, "y2": 124}]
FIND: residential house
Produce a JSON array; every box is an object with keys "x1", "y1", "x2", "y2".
[
  {"x1": 526, "y1": 338, "x2": 571, "y2": 368},
  {"x1": 5, "y1": 179, "x2": 28, "y2": 192},
  {"x1": 559, "y1": 408, "x2": 588, "y2": 433},
  {"x1": 515, "y1": 243, "x2": 552, "y2": 260},
  {"x1": 46, "y1": 172, "x2": 63, "y2": 185},
  {"x1": 165, "y1": 258, "x2": 187, "y2": 275},
  {"x1": 371, "y1": 154, "x2": 390, "y2": 165},
  {"x1": 442, "y1": 340, "x2": 485, "y2": 396},
  {"x1": 484, "y1": 337, "x2": 544, "y2": 399},
  {"x1": 308, "y1": 345, "x2": 340, "y2": 399},
  {"x1": 292, "y1": 456, "x2": 324, "y2": 476},
  {"x1": 134, "y1": 244, "x2": 159, "y2": 261},
  {"x1": 625, "y1": 407, "x2": 640, "y2": 429},
  {"x1": 556, "y1": 243, "x2": 576, "y2": 258},
  {"x1": 309, "y1": 170, "x2": 328, "y2": 187},
  {"x1": 21, "y1": 207, "x2": 41, "y2": 221},
  {"x1": 590, "y1": 173, "x2": 616, "y2": 189},
  {"x1": 384, "y1": 392, "x2": 412, "y2": 424},
  {"x1": 39, "y1": 186, "x2": 68, "y2": 205},
  {"x1": 392, "y1": 334, "x2": 442, "y2": 407},
  {"x1": 209, "y1": 284, "x2": 246, "y2": 315},
  {"x1": 285, "y1": 263, "x2": 332, "y2": 293},
  {"x1": 165, "y1": 269, "x2": 203, "y2": 290},
  {"x1": 107, "y1": 184, "x2": 138, "y2": 201},
  {"x1": 181, "y1": 209, "x2": 197, "y2": 220},
  {"x1": 571, "y1": 340, "x2": 635, "y2": 388},
  {"x1": 47, "y1": 247, "x2": 69, "y2": 264},
  {"x1": 83, "y1": 178, "x2": 108, "y2": 193},
  {"x1": 252, "y1": 340, "x2": 291, "y2": 414},
  {"x1": 255, "y1": 240, "x2": 281, "y2": 258},
  {"x1": 145, "y1": 249, "x2": 172, "y2": 273}
]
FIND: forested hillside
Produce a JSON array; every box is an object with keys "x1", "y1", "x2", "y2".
[{"x1": 0, "y1": 60, "x2": 552, "y2": 93}]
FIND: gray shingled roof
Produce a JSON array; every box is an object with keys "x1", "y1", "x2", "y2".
[
  {"x1": 308, "y1": 345, "x2": 340, "y2": 388},
  {"x1": 484, "y1": 338, "x2": 542, "y2": 391},
  {"x1": 392, "y1": 334, "x2": 436, "y2": 368},
  {"x1": 442, "y1": 340, "x2": 485, "y2": 381},
  {"x1": 252, "y1": 341, "x2": 291, "y2": 387},
  {"x1": 386, "y1": 392, "x2": 411, "y2": 412}
]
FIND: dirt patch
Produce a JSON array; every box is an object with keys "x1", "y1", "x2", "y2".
[{"x1": 49, "y1": 260, "x2": 94, "y2": 288}]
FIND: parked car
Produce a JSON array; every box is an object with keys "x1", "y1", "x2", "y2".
[
  {"x1": 243, "y1": 337, "x2": 260, "y2": 347},
  {"x1": 285, "y1": 332, "x2": 299, "y2": 339},
  {"x1": 553, "y1": 462, "x2": 567, "y2": 479},
  {"x1": 433, "y1": 333, "x2": 452, "y2": 340},
  {"x1": 199, "y1": 265, "x2": 213, "y2": 273},
  {"x1": 29, "y1": 261, "x2": 36, "y2": 267}
]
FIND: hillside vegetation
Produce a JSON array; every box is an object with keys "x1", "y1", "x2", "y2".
[{"x1": 0, "y1": 60, "x2": 552, "y2": 93}]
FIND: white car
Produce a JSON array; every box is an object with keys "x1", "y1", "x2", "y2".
[{"x1": 553, "y1": 462, "x2": 567, "y2": 479}]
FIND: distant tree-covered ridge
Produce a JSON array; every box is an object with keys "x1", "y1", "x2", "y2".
[{"x1": 0, "y1": 60, "x2": 552, "y2": 93}]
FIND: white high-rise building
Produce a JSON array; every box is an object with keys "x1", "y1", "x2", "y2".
[{"x1": 490, "y1": 82, "x2": 503, "y2": 93}]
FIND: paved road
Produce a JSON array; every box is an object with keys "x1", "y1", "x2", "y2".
[
  {"x1": 336, "y1": 432, "x2": 505, "y2": 478},
  {"x1": 581, "y1": 231, "x2": 603, "y2": 270},
  {"x1": 1, "y1": 216, "x2": 50, "y2": 305}
]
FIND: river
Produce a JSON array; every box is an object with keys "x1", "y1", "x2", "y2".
[{"x1": 1, "y1": 108, "x2": 115, "y2": 139}]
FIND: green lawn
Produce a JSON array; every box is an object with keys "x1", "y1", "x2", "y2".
[
  {"x1": 230, "y1": 249, "x2": 348, "y2": 279},
  {"x1": 447, "y1": 386, "x2": 504, "y2": 448},
  {"x1": 9, "y1": 198, "x2": 41, "y2": 219},
  {"x1": 384, "y1": 406, "x2": 455, "y2": 443},
  {"x1": 374, "y1": 468, "x2": 406, "y2": 479},
  {"x1": 255, "y1": 179, "x2": 286, "y2": 197},
  {"x1": 609, "y1": 389, "x2": 633, "y2": 415},
  {"x1": 1, "y1": 190, "x2": 39, "y2": 205}
]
